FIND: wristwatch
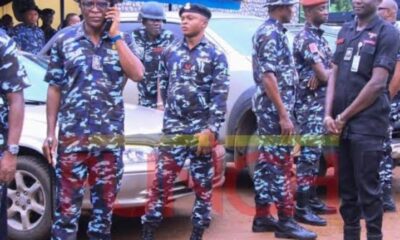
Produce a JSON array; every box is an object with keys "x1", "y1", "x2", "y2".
[{"x1": 6, "y1": 144, "x2": 19, "y2": 156}]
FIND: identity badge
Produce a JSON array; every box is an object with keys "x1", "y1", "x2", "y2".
[
  {"x1": 92, "y1": 55, "x2": 103, "y2": 71},
  {"x1": 351, "y1": 55, "x2": 360, "y2": 72},
  {"x1": 344, "y1": 47, "x2": 353, "y2": 61}
]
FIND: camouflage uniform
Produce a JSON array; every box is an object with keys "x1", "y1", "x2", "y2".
[
  {"x1": 0, "y1": 29, "x2": 29, "y2": 240},
  {"x1": 132, "y1": 28, "x2": 175, "y2": 108},
  {"x1": 252, "y1": 17, "x2": 297, "y2": 217},
  {"x1": 293, "y1": 23, "x2": 332, "y2": 192},
  {"x1": 44, "y1": 23, "x2": 136, "y2": 239},
  {"x1": 141, "y1": 37, "x2": 229, "y2": 229},
  {"x1": 379, "y1": 22, "x2": 400, "y2": 193},
  {"x1": 10, "y1": 23, "x2": 45, "y2": 54}
]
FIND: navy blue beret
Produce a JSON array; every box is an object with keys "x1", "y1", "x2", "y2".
[{"x1": 179, "y1": 3, "x2": 212, "y2": 19}]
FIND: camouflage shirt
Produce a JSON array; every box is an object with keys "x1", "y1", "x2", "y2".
[
  {"x1": 159, "y1": 37, "x2": 229, "y2": 135},
  {"x1": 10, "y1": 23, "x2": 45, "y2": 54},
  {"x1": 293, "y1": 23, "x2": 332, "y2": 102},
  {"x1": 0, "y1": 30, "x2": 30, "y2": 148},
  {"x1": 44, "y1": 23, "x2": 136, "y2": 153},
  {"x1": 252, "y1": 18, "x2": 297, "y2": 113},
  {"x1": 132, "y1": 28, "x2": 175, "y2": 108}
]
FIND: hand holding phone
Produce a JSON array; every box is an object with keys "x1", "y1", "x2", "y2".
[{"x1": 104, "y1": 0, "x2": 116, "y2": 33}]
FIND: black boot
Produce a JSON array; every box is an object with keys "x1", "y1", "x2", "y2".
[
  {"x1": 275, "y1": 217, "x2": 317, "y2": 240},
  {"x1": 344, "y1": 226, "x2": 361, "y2": 240},
  {"x1": 252, "y1": 204, "x2": 278, "y2": 232},
  {"x1": 190, "y1": 226, "x2": 204, "y2": 240},
  {"x1": 382, "y1": 187, "x2": 396, "y2": 212},
  {"x1": 295, "y1": 190, "x2": 327, "y2": 226},
  {"x1": 309, "y1": 186, "x2": 337, "y2": 214},
  {"x1": 141, "y1": 224, "x2": 155, "y2": 240}
]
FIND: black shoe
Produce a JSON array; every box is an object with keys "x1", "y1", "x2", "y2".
[
  {"x1": 141, "y1": 224, "x2": 155, "y2": 240},
  {"x1": 190, "y1": 226, "x2": 204, "y2": 240},
  {"x1": 309, "y1": 186, "x2": 337, "y2": 215},
  {"x1": 309, "y1": 197, "x2": 337, "y2": 214},
  {"x1": 275, "y1": 218, "x2": 317, "y2": 240},
  {"x1": 295, "y1": 206, "x2": 327, "y2": 226},
  {"x1": 252, "y1": 215, "x2": 278, "y2": 232},
  {"x1": 382, "y1": 188, "x2": 396, "y2": 212}
]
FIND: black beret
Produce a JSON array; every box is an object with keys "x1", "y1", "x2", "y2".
[
  {"x1": 40, "y1": 8, "x2": 55, "y2": 16},
  {"x1": 20, "y1": 5, "x2": 40, "y2": 14},
  {"x1": 179, "y1": 3, "x2": 212, "y2": 19}
]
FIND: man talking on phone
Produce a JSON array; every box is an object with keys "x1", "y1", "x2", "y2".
[{"x1": 42, "y1": 0, "x2": 143, "y2": 239}]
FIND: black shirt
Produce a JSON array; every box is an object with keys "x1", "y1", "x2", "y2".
[{"x1": 332, "y1": 16, "x2": 399, "y2": 137}]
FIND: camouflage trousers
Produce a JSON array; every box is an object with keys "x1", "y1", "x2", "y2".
[
  {"x1": 253, "y1": 110, "x2": 294, "y2": 217},
  {"x1": 142, "y1": 139, "x2": 214, "y2": 228},
  {"x1": 51, "y1": 149, "x2": 124, "y2": 240},
  {"x1": 137, "y1": 78, "x2": 157, "y2": 109},
  {"x1": 379, "y1": 125, "x2": 393, "y2": 190},
  {"x1": 294, "y1": 99, "x2": 325, "y2": 192}
]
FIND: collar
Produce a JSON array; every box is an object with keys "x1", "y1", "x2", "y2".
[
  {"x1": 305, "y1": 22, "x2": 324, "y2": 36},
  {"x1": 182, "y1": 35, "x2": 209, "y2": 49},
  {"x1": 76, "y1": 22, "x2": 110, "y2": 41},
  {"x1": 266, "y1": 17, "x2": 287, "y2": 33},
  {"x1": 350, "y1": 15, "x2": 380, "y2": 31}
]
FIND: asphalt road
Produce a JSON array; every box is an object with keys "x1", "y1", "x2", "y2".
[{"x1": 77, "y1": 164, "x2": 400, "y2": 240}]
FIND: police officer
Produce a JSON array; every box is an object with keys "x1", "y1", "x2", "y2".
[
  {"x1": 377, "y1": 0, "x2": 400, "y2": 212},
  {"x1": 251, "y1": 0, "x2": 316, "y2": 239},
  {"x1": 40, "y1": 8, "x2": 57, "y2": 43},
  {"x1": 132, "y1": 1, "x2": 175, "y2": 109},
  {"x1": 292, "y1": 0, "x2": 336, "y2": 226},
  {"x1": 141, "y1": 3, "x2": 229, "y2": 240},
  {"x1": 10, "y1": 5, "x2": 45, "y2": 54},
  {"x1": 325, "y1": 0, "x2": 400, "y2": 238},
  {"x1": 0, "y1": 14, "x2": 13, "y2": 35},
  {"x1": 0, "y1": 29, "x2": 29, "y2": 240},
  {"x1": 42, "y1": 0, "x2": 143, "y2": 239}
]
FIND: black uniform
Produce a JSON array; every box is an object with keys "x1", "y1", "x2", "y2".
[{"x1": 332, "y1": 16, "x2": 399, "y2": 239}]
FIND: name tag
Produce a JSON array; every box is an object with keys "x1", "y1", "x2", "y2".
[
  {"x1": 92, "y1": 55, "x2": 103, "y2": 71},
  {"x1": 344, "y1": 47, "x2": 353, "y2": 61}
]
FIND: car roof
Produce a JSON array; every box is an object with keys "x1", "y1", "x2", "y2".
[{"x1": 120, "y1": 11, "x2": 264, "y2": 22}]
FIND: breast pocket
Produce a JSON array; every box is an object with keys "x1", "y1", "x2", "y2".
[{"x1": 358, "y1": 44, "x2": 376, "y2": 76}]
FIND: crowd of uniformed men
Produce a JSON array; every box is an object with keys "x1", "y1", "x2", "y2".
[{"x1": 0, "y1": 0, "x2": 399, "y2": 239}]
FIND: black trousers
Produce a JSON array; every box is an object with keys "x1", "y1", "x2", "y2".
[
  {"x1": 339, "y1": 134, "x2": 383, "y2": 238},
  {"x1": 0, "y1": 185, "x2": 6, "y2": 240}
]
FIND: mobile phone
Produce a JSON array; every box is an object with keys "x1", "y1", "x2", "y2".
[{"x1": 104, "y1": 0, "x2": 116, "y2": 32}]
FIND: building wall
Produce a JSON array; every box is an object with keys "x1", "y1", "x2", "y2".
[
  {"x1": 0, "y1": 0, "x2": 80, "y2": 28},
  {"x1": 0, "y1": 0, "x2": 300, "y2": 28}
]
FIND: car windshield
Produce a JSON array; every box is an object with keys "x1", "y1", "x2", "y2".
[
  {"x1": 208, "y1": 18, "x2": 265, "y2": 56},
  {"x1": 20, "y1": 53, "x2": 48, "y2": 103}
]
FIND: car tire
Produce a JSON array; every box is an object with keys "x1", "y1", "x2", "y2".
[{"x1": 7, "y1": 155, "x2": 53, "y2": 240}]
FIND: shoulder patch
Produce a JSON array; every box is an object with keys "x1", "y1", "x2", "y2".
[
  {"x1": 336, "y1": 38, "x2": 345, "y2": 45},
  {"x1": 308, "y1": 43, "x2": 318, "y2": 53}
]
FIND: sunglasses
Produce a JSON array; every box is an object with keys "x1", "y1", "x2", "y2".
[{"x1": 81, "y1": 0, "x2": 110, "y2": 11}]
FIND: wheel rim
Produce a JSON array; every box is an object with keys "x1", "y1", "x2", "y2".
[{"x1": 7, "y1": 170, "x2": 46, "y2": 231}]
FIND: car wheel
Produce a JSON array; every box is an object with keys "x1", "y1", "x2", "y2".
[
  {"x1": 245, "y1": 133, "x2": 259, "y2": 179},
  {"x1": 7, "y1": 155, "x2": 52, "y2": 240}
]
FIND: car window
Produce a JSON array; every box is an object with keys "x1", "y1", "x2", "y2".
[
  {"x1": 121, "y1": 21, "x2": 183, "y2": 41},
  {"x1": 20, "y1": 54, "x2": 48, "y2": 103},
  {"x1": 207, "y1": 18, "x2": 265, "y2": 56}
]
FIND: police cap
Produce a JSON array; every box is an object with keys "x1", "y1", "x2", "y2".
[
  {"x1": 264, "y1": 0, "x2": 299, "y2": 6},
  {"x1": 300, "y1": 0, "x2": 327, "y2": 6},
  {"x1": 179, "y1": 3, "x2": 212, "y2": 20}
]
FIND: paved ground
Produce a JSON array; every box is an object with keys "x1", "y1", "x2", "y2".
[{"x1": 77, "y1": 164, "x2": 400, "y2": 240}]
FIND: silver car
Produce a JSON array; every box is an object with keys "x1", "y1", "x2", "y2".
[{"x1": 7, "y1": 52, "x2": 225, "y2": 240}]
